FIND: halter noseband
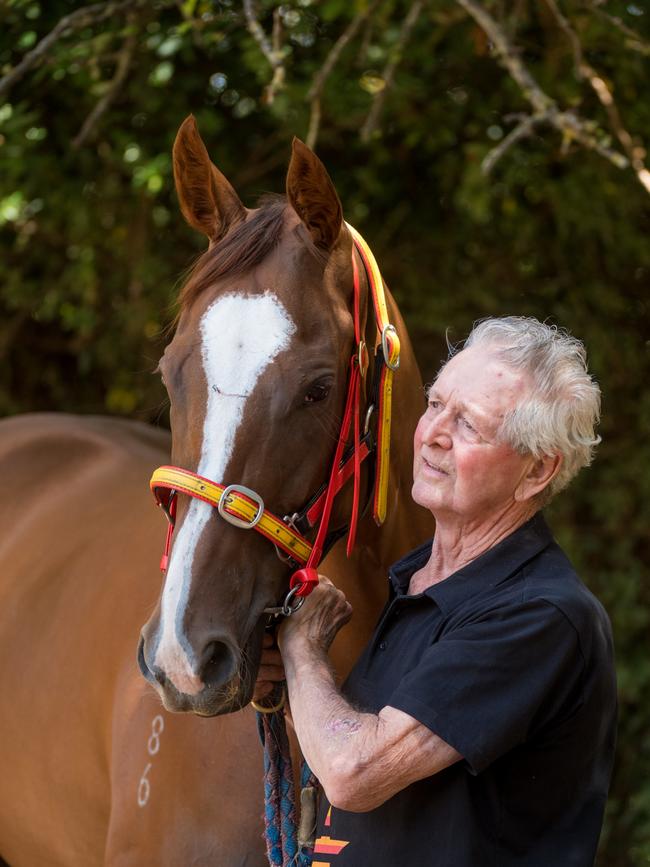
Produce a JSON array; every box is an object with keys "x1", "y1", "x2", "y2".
[{"x1": 149, "y1": 223, "x2": 400, "y2": 615}]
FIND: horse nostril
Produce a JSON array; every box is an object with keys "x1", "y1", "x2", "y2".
[
  {"x1": 137, "y1": 636, "x2": 154, "y2": 682},
  {"x1": 200, "y1": 640, "x2": 238, "y2": 691},
  {"x1": 137, "y1": 636, "x2": 165, "y2": 686}
]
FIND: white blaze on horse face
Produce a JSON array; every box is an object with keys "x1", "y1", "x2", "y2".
[{"x1": 154, "y1": 292, "x2": 296, "y2": 695}]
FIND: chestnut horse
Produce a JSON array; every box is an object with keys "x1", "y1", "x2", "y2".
[{"x1": 0, "y1": 117, "x2": 432, "y2": 865}]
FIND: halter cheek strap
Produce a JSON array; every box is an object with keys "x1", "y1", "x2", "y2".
[
  {"x1": 149, "y1": 224, "x2": 400, "y2": 605},
  {"x1": 347, "y1": 223, "x2": 400, "y2": 525}
]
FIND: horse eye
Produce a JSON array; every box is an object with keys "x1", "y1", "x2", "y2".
[{"x1": 304, "y1": 381, "x2": 331, "y2": 405}]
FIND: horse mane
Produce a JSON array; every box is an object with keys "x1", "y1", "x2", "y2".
[{"x1": 179, "y1": 194, "x2": 326, "y2": 311}]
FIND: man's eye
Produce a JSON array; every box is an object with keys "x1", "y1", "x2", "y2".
[
  {"x1": 428, "y1": 400, "x2": 441, "y2": 410},
  {"x1": 461, "y1": 417, "x2": 476, "y2": 432},
  {"x1": 304, "y1": 382, "x2": 331, "y2": 404}
]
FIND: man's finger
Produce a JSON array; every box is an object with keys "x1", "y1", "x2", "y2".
[
  {"x1": 252, "y1": 681, "x2": 273, "y2": 702},
  {"x1": 257, "y1": 664, "x2": 285, "y2": 681}
]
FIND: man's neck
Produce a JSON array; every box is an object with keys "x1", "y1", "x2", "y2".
[{"x1": 408, "y1": 503, "x2": 538, "y2": 595}]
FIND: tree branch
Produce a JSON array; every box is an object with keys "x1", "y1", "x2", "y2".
[
  {"x1": 587, "y1": 3, "x2": 650, "y2": 57},
  {"x1": 482, "y1": 112, "x2": 546, "y2": 174},
  {"x1": 455, "y1": 0, "x2": 644, "y2": 189},
  {"x1": 0, "y1": 0, "x2": 150, "y2": 101},
  {"x1": 542, "y1": 0, "x2": 650, "y2": 194},
  {"x1": 305, "y1": 99, "x2": 321, "y2": 152},
  {"x1": 456, "y1": 0, "x2": 554, "y2": 114},
  {"x1": 305, "y1": 0, "x2": 380, "y2": 149},
  {"x1": 242, "y1": 0, "x2": 285, "y2": 104},
  {"x1": 356, "y1": 13, "x2": 375, "y2": 68},
  {"x1": 72, "y1": 20, "x2": 139, "y2": 149},
  {"x1": 360, "y1": 0, "x2": 424, "y2": 142}
]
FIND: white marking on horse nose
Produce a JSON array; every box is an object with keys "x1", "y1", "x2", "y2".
[{"x1": 154, "y1": 292, "x2": 296, "y2": 694}]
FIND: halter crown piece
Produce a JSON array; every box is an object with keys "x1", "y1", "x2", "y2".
[{"x1": 149, "y1": 223, "x2": 400, "y2": 614}]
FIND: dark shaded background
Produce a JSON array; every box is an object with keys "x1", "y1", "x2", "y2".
[{"x1": 1, "y1": 1, "x2": 648, "y2": 862}]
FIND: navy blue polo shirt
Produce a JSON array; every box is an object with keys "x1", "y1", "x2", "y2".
[{"x1": 314, "y1": 513, "x2": 616, "y2": 867}]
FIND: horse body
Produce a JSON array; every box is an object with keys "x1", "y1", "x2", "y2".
[{"x1": 0, "y1": 119, "x2": 433, "y2": 864}]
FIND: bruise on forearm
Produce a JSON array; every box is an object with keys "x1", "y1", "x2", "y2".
[{"x1": 325, "y1": 717, "x2": 363, "y2": 736}]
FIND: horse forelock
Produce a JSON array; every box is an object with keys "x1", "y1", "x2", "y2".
[{"x1": 178, "y1": 194, "x2": 328, "y2": 313}]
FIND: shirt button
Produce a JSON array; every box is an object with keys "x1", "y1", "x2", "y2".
[{"x1": 379, "y1": 641, "x2": 387, "y2": 650}]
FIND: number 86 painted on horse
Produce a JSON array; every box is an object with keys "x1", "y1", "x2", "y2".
[{"x1": 0, "y1": 117, "x2": 432, "y2": 866}]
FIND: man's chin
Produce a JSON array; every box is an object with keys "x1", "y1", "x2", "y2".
[{"x1": 411, "y1": 479, "x2": 442, "y2": 511}]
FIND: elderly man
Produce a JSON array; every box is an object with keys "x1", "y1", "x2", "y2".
[{"x1": 256, "y1": 316, "x2": 616, "y2": 867}]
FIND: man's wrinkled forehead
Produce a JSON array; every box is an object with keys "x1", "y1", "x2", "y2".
[{"x1": 427, "y1": 346, "x2": 530, "y2": 419}]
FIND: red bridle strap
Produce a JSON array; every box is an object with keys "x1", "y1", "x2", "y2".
[
  {"x1": 303, "y1": 437, "x2": 371, "y2": 528},
  {"x1": 289, "y1": 356, "x2": 361, "y2": 597}
]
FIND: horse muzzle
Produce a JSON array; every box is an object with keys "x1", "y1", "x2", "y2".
[{"x1": 137, "y1": 630, "x2": 259, "y2": 716}]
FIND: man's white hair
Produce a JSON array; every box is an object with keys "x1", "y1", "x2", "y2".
[{"x1": 458, "y1": 316, "x2": 601, "y2": 501}]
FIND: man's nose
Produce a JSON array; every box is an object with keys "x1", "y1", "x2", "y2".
[{"x1": 421, "y1": 409, "x2": 453, "y2": 449}]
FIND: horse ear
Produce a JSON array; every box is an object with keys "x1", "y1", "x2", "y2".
[
  {"x1": 172, "y1": 115, "x2": 246, "y2": 241},
  {"x1": 286, "y1": 137, "x2": 343, "y2": 251}
]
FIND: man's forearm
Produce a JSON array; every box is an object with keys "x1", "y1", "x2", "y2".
[{"x1": 282, "y1": 637, "x2": 379, "y2": 805}]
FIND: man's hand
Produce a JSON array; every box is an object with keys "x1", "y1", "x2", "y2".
[
  {"x1": 251, "y1": 576, "x2": 351, "y2": 704},
  {"x1": 251, "y1": 632, "x2": 285, "y2": 703},
  {"x1": 278, "y1": 575, "x2": 352, "y2": 655}
]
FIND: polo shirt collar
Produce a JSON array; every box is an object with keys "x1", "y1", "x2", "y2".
[{"x1": 388, "y1": 512, "x2": 555, "y2": 615}]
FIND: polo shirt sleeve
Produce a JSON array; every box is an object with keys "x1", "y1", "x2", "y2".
[{"x1": 387, "y1": 598, "x2": 584, "y2": 774}]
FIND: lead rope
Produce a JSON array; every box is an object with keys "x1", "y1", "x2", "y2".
[
  {"x1": 256, "y1": 372, "x2": 360, "y2": 866},
  {"x1": 256, "y1": 687, "x2": 316, "y2": 866}
]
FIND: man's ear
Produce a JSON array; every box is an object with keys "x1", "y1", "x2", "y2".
[
  {"x1": 173, "y1": 114, "x2": 246, "y2": 242},
  {"x1": 515, "y1": 454, "x2": 563, "y2": 502}
]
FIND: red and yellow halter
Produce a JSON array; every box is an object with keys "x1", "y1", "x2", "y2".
[{"x1": 149, "y1": 224, "x2": 400, "y2": 611}]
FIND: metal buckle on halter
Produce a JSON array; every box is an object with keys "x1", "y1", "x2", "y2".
[
  {"x1": 217, "y1": 484, "x2": 264, "y2": 529},
  {"x1": 364, "y1": 404, "x2": 375, "y2": 435},
  {"x1": 357, "y1": 340, "x2": 369, "y2": 377},
  {"x1": 159, "y1": 489, "x2": 176, "y2": 525},
  {"x1": 381, "y1": 324, "x2": 400, "y2": 371},
  {"x1": 262, "y1": 585, "x2": 307, "y2": 618},
  {"x1": 273, "y1": 513, "x2": 303, "y2": 565},
  {"x1": 284, "y1": 512, "x2": 300, "y2": 534}
]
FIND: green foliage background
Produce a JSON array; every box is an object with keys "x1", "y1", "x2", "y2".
[{"x1": 1, "y1": 1, "x2": 648, "y2": 862}]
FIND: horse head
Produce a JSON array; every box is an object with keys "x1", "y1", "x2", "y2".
[{"x1": 138, "y1": 116, "x2": 380, "y2": 716}]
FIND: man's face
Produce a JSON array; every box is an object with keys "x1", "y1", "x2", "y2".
[{"x1": 412, "y1": 345, "x2": 535, "y2": 523}]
